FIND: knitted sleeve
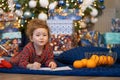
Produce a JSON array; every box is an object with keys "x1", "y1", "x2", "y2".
[
  {"x1": 45, "y1": 44, "x2": 55, "y2": 66},
  {"x1": 18, "y1": 42, "x2": 34, "y2": 68}
]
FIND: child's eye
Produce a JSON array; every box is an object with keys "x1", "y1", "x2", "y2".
[
  {"x1": 43, "y1": 35, "x2": 47, "y2": 36},
  {"x1": 36, "y1": 35, "x2": 40, "y2": 36}
]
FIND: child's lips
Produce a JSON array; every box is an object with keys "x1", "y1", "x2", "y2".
[{"x1": 39, "y1": 41, "x2": 44, "y2": 43}]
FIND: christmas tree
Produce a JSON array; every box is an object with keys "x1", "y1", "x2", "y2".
[
  {"x1": 0, "y1": 0, "x2": 105, "y2": 45},
  {"x1": 0, "y1": 0, "x2": 105, "y2": 27}
]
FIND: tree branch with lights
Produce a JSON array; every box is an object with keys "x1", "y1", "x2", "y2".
[{"x1": 0, "y1": 0, "x2": 105, "y2": 41}]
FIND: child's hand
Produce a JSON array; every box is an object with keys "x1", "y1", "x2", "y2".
[
  {"x1": 32, "y1": 62, "x2": 41, "y2": 70},
  {"x1": 26, "y1": 64, "x2": 33, "y2": 69},
  {"x1": 48, "y1": 61, "x2": 57, "y2": 69},
  {"x1": 27, "y1": 62, "x2": 41, "y2": 70}
]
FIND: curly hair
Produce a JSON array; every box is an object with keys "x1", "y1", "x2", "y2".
[{"x1": 26, "y1": 19, "x2": 50, "y2": 39}]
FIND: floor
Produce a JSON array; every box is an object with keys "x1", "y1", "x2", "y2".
[{"x1": 0, "y1": 73, "x2": 120, "y2": 80}]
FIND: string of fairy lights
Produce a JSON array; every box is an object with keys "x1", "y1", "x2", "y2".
[{"x1": 0, "y1": 0, "x2": 105, "y2": 38}]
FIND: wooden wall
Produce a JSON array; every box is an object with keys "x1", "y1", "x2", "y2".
[{"x1": 94, "y1": 0, "x2": 120, "y2": 33}]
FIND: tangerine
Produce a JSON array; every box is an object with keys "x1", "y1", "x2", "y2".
[
  {"x1": 73, "y1": 60, "x2": 83, "y2": 68},
  {"x1": 90, "y1": 54, "x2": 99, "y2": 64},
  {"x1": 98, "y1": 55, "x2": 104, "y2": 65},
  {"x1": 81, "y1": 59, "x2": 88, "y2": 67},
  {"x1": 87, "y1": 59, "x2": 97, "y2": 68},
  {"x1": 107, "y1": 56, "x2": 114, "y2": 66},
  {"x1": 102, "y1": 55, "x2": 108, "y2": 65}
]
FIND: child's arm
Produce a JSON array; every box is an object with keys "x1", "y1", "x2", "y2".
[
  {"x1": 18, "y1": 47, "x2": 31, "y2": 68},
  {"x1": 45, "y1": 45, "x2": 57, "y2": 68}
]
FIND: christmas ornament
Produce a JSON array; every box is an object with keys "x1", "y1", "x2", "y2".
[
  {"x1": 29, "y1": 0, "x2": 37, "y2": 8},
  {"x1": 23, "y1": 11, "x2": 32, "y2": 18},
  {"x1": 39, "y1": 0, "x2": 49, "y2": 8},
  {"x1": 90, "y1": 8, "x2": 98, "y2": 17},
  {"x1": 15, "y1": 10, "x2": 23, "y2": 17},
  {"x1": 15, "y1": 3, "x2": 22, "y2": 9},
  {"x1": 78, "y1": 0, "x2": 83, "y2": 4},
  {"x1": 38, "y1": 12, "x2": 48, "y2": 21},
  {"x1": 58, "y1": 0, "x2": 65, "y2": 6}
]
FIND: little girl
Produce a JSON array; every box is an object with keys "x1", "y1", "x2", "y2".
[{"x1": 10, "y1": 19, "x2": 57, "y2": 70}]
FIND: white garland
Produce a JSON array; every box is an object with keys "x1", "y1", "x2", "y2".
[
  {"x1": 81, "y1": 0, "x2": 95, "y2": 12},
  {"x1": 49, "y1": 1, "x2": 58, "y2": 10},
  {"x1": 8, "y1": 0, "x2": 15, "y2": 12}
]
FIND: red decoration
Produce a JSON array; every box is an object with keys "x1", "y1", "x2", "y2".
[{"x1": 0, "y1": 59, "x2": 12, "y2": 68}]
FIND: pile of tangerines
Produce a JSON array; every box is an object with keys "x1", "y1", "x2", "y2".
[{"x1": 73, "y1": 54, "x2": 115, "y2": 68}]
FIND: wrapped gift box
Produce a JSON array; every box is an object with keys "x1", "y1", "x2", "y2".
[
  {"x1": 0, "y1": 22, "x2": 22, "y2": 57},
  {"x1": 47, "y1": 20, "x2": 74, "y2": 55},
  {"x1": 103, "y1": 32, "x2": 120, "y2": 44}
]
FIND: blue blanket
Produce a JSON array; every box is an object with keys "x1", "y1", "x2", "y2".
[
  {"x1": 0, "y1": 63, "x2": 120, "y2": 77},
  {"x1": 0, "y1": 46, "x2": 120, "y2": 77}
]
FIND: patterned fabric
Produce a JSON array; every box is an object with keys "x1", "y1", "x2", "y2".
[{"x1": 10, "y1": 42, "x2": 55, "y2": 68}]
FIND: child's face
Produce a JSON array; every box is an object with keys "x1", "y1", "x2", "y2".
[
  {"x1": 12, "y1": 39, "x2": 18, "y2": 44},
  {"x1": 31, "y1": 28, "x2": 49, "y2": 47}
]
